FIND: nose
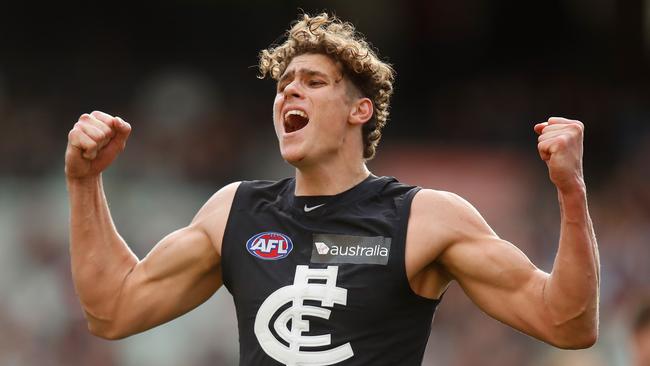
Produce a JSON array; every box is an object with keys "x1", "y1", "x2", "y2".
[{"x1": 283, "y1": 79, "x2": 303, "y2": 99}]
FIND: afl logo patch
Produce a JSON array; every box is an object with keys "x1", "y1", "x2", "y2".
[{"x1": 246, "y1": 232, "x2": 293, "y2": 260}]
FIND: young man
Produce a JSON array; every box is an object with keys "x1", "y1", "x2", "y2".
[{"x1": 65, "y1": 13, "x2": 599, "y2": 366}]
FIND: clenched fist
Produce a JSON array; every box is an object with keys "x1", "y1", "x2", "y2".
[
  {"x1": 65, "y1": 111, "x2": 132, "y2": 179},
  {"x1": 534, "y1": 117, "x2": 585, "y2": 193}
]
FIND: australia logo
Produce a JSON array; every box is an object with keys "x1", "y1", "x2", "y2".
[{"x1": 246, "y1": 232, "x2": 293, "y2": 260}]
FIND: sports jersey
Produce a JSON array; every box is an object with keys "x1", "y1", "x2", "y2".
[{"x1": 221, "y1": 175, "x2": 441, "y2": 365}]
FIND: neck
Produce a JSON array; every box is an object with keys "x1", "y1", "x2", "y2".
[{"x1": 294, "y1": 160, "x2": 371, "y2": 196}]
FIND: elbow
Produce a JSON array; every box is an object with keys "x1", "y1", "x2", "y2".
[
  {"x1": 579, "y1": 330, "x2": 599, "y2": 349},
  {"x1": 548, "y1": 328, "x2": 598, "y2": 350},
  {"x1": 543, "y1": 299, "x2": 599, "y2": 349},
  {"x1": 87, "y1": 322, "x2": 118, "y2": 340},
  {"x1": 86, "y1": 317, "x2": 131, "y2": 340}
]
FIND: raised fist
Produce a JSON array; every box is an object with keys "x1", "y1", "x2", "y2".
[
  {"x1": 65, "y1": 111, "x2": 131, "y2": 179},
  {"x1": 534, "y1": 117, "x2": 585, "y2": 193}
]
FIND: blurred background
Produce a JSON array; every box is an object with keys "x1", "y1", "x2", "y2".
[{"x1": 1, "y1": 0, "x2": 649, "y2": 365}]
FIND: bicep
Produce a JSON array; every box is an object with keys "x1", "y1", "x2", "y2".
[
  {"x1": 95, "y1": 182, "x2": 239, "y2": 339},
  {"x1": 433, "y1": 193, "x2": 553, "y2": 340},
  {"x1": 442, "y1": 235, "x2": 550, "y2": 330},
  {"x1": 112, "y1": 224, "x2": 222, "y2": 337}
]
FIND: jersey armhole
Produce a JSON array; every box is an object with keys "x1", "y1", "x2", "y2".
[
  {"x1": 220, "y1": 181, "x2": 247, "y2": 293},
  {"x1": 396, "y1": 187, "x2": 441, "y2": 304}
]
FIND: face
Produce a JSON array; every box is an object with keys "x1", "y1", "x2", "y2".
[{"x1": 272, "y1": 53, "x2": 364, "y2": 166}]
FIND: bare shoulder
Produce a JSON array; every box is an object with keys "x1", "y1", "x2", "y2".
[
  {"x1": 406, "y1": 189, "x2": 485, "y2": 261},
  {"x1": 412, "y1": 188, "x2": 472, "y2": 213},
  {"x1": 191, "y1": 181, "x2": 242, "y2": 255},
  {"x1": 407, "y1": 189, "x2": 497, "y2": 264},
  {"x1": 411, "y1": 188, "x2": 494, "y2": 240},
  {"x1": 405, "y1": 189, "x2": 486, "y2": 297},
  {"x1": 405, "y1": 188, "x2": 509, "y2": 298},
  {"x1": 193, "y1": 182, "x2": 242, "y2": 221}
]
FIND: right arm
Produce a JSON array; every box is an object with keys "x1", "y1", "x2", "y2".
[{"x1": 66, "y1": 111, "x2": 237, "y2": 339}]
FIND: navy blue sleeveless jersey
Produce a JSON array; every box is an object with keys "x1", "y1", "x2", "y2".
[{"x1": 221, "y1": 175, "x2": 441, "y2": 366}]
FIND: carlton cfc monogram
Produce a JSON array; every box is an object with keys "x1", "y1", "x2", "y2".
[{"x1": 254, "y1": 265, "x2": 354, "y2": 365}]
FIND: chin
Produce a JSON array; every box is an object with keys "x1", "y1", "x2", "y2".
[
  {"x1": 280, "y1": 147, "x2": 307, "y2": 166},
  {"x1": 283, "y1": 156, "x2": 305, "y2": 167}
]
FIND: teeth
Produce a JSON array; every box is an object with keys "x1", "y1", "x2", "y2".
[{"x1": 284, "y1": 110, "x2": 308, "y2": 120}]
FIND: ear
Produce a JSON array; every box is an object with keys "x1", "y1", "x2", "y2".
[{"x1": 348, "y1": 97, "x2": 374, "y2": 125}]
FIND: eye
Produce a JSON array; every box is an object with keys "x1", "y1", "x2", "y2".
[{"x1": 308, "y1": 80, "x2": 325, "y2": 87}]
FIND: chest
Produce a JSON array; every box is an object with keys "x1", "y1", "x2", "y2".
[{"x1": 222, "y1": 203, "x2": 405, "y2": 297}]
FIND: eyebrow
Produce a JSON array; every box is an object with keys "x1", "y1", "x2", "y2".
[{"x1": 278, "y1": 68, "x2": 331, "y2": 86}]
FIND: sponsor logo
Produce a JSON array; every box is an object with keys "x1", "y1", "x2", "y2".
[
  {"x1": 255, "y1": 265, "x2": 354, "y2": 365},
  {"x1": 314, "y1": 241, "x2": 330, "y2": 255},
  {"x1": 311, "y1": 233, "x2": 391, "y2": 265},
  {"x1": 304, "y1": 203, "x2": 326, "y2": 212},
  {"x1": 246, "y1": 232, "x2": 293, "y2": 260}
]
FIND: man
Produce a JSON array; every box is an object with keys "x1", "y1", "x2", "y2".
[{"x1": 65, "y1": 13, "x2": 599, "y2": 365}]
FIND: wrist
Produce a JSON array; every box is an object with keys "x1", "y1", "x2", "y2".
[
  {"x1": 66, "y1": 174, "x2": 102, "y2": 190},
  {"x1": 557, "y1": 180, "x2": 589, "y2": 224},
  {"x1": 555, "y1": 177, "x2": 586, "y2": 196}
]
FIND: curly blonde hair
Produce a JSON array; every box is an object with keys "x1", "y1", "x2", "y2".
[{"x1": 258, "y1": 12, "x2": 395, "y2": 160}]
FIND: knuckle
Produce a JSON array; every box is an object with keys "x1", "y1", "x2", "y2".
[
  {"x1": 92, "y1": 118, "x2": 111, "y2": 132},
  {"x1": 576, "y1": 122, "x2": 584, "y2": 132},
  {"x1": 70, "y1": 127, "x2": 85, "y2": 139},
  {"x1": 570, "y1": 122, "x2": 582, "y2": 130},
  {"x1": 79, "y1": 113, "x2": 91, "y2": 121},
  {"x1": 568, "y1": 124, "x2": 582, "y2": 135},
  {"x1": 86, "y1": 125, "x2": 103, "y2": 139},
  {"x1": 102, "y1": 122, "x2": 115, "y2": 134}
]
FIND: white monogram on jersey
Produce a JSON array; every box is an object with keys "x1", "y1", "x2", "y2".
[{"x1": 254, "y1": 265, "x2": 354, "y2": 365}]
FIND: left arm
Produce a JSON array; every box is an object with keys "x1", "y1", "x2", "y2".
[
  {"x1": 415, "y1": 117, "x2": 598, "y2": 349},
  {"x1": 533, "y1": 117, "x2": 600, "y2": 346}
]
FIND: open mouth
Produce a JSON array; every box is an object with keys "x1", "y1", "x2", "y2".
[{"x1": 284, "y1": 110, "x2": 309, "y2": 133}]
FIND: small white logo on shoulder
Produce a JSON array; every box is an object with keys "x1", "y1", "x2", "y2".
[
  {"x1": 254, "y1": 265, "x2": 354, "y2": 365},
  {"x1": 304, "y1": 203, "x2": 326, "y2": 212}
]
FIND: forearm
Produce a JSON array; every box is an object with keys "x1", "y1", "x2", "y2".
[
  {"x1": 67, "y1": 175, "x2": 138, "y2": 324},
  {"x1": 544, "y1": 184, "x2": 599, "y2": 342}
]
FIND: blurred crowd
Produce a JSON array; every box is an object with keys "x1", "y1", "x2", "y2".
[{"x1": 1, "y1": 1, "x2": 649, "y2": 365}]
